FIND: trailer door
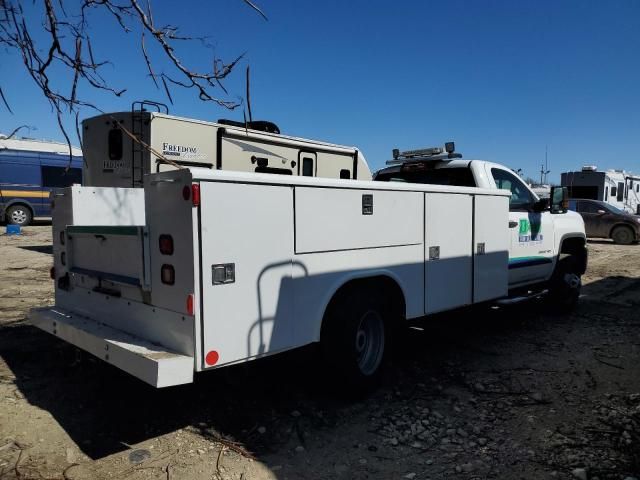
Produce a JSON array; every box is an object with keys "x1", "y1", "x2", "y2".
[{"x1": 198, "y1": 181, "x2": 295, "y2": 369}]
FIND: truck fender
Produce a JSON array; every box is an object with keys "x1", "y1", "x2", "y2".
[
  {"x1": 557, "y1": 233, "x2": 588, "y2": 275},
  {"x1": 314, "y1": 269, "x2": 407, "y2": 342}
]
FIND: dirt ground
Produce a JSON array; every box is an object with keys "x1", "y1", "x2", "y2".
[{"x1": 1, "y1": 226, "x2": 640, "y2": 480}]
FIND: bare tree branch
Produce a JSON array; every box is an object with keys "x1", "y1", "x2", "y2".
[
  {"x1": 0, "y1": 85, "x2": 12, "y2": 113},
  {"x1": 242, "y1": 0, "x2": 268, "y2": 21},
  {"x1": 3, "y1": 125, "x2": 35, "y2": 139},
  {"x1": 0, "y1": 0, "x2": 267, "y2": 158}
]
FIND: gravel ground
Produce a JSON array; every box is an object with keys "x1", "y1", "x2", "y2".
[{"x1": 0, "y1": 226, "x2": 639, "y2": 480}]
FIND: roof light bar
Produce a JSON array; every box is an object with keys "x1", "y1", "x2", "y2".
[{"x1": 386, "y1": 142, "x2": 461, "y2": 165}]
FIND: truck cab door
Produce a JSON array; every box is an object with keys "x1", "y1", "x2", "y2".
[{"x1": 487, "y1": 166, "x2": 555, "y2": 287}]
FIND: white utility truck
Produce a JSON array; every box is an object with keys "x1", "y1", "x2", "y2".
[
  {"x1": 31, "y1": 134, "x2": 587, "y2": 392},
  {"x1": 82, "y1": 102, "x2": 370, "y2": 187}
]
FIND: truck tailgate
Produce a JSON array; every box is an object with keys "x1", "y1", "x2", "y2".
[{"x1": 66, "y1": 225, "x2": 150, "y2": 289}]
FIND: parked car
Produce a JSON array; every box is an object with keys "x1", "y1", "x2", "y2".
[{"x1": 568, "y1": 198, "x2": 640, "y2": 244}]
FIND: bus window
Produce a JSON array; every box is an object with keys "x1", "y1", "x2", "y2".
[{"x1": 41, "y1": 165, "x2": 83, "y2": 188}]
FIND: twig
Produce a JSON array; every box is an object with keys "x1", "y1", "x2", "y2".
[
  {"x1": 13, "y1": 448, "x2": 23, "y2": 478},
  {"x1": 593, "y1": 355, "x2": 625, "y2": 370},
  {"x1": 62, "y1": 463, "x2": 80, "y2": 480},
  {"x1": 216, "y1": 446, "x2": 225, "y2": 473}
]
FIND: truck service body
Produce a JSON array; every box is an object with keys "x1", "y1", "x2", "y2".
[{"x1": 31, "y1": 117, "x2": 587, "y2": 390}]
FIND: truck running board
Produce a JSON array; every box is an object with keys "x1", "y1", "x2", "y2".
[
  {"x1": 495, "y1": 289, "x2": 549, "y2": 306},
  {"x1": 30, "y1": 307, "x2": 193, "y2": 388}
]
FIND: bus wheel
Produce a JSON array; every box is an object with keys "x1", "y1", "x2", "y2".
[{"x1": 6, "y1": 204, "x2": 32, "y2": 226}]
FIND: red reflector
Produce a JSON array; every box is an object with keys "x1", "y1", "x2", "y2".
[
  {"x1": 205, "y1": 350, "x2": 219, "y2": 366},
  {"x1": 191, "y1": 183, "x2": 200, "y2": 207},
  {"x1": 186, "y1": 294, "x2": 194, "y2": 315},
  {"x1": 159, "y1": 234, "x2": 174, "y2": 255},
  {"x1": 182, "y1": 185, "x2": 190, "y2": 201},
  {"x1": 160, "y1": 264, "x2": 175, "y2": 285},
  {"x1": 50, "y1": 266, "x2": 56, "y2": 280}
]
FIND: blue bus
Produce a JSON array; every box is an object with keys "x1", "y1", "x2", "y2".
[{"x1": 0, "y1": 138, "x2": 83, "y2": 226}]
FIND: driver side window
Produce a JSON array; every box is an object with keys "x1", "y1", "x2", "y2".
[{"x1": 491, "y1": 168, "x2": 536, "y2": 211}]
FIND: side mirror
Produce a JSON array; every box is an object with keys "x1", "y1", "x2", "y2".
[
  {"x1": 533, "y1": 197, "x2": 550, "y2": 212},
  {"x1": 550, "y1": 186, "x2": 568, "y2": 214}
]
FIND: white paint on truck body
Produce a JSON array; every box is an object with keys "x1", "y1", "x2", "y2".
[{"x1": 35, "y1": 162, "x2": 588, "y2": 388}]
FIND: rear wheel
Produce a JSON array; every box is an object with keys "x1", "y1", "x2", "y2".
[
  {"x1": 321, "y1": 285, "x2": 394, "y2": 395},
  {"x1": 5, "y1": 204, "x2": 32, "y2": 226},
  {"x1": 611, "y1": 225, "x2": 634, "y2": 245},
  {"x1": 547, "y1": 254, "x2": 581, "y2": 313}
]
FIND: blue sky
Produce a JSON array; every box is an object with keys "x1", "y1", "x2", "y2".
[{"x1": 1, "y1": 0, "x2": 639, "y2": 182}]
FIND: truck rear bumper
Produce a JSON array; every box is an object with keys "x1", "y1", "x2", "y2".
[{"x1": 30, "y1": 306, "x2": 194, "y2": 388}]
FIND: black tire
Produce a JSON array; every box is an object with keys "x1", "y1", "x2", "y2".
[
  {"x1": 320, "y1": 285, "x2": 395, "y2": 395},
  {"x1": 611, "y1": 225, "x2": 634, "y2": 245},
  {"x1": 547, "y1": 254, "x2": 582, "y2": 313},
  {"x1": 5, "y1": 204, "x2": 32, "y2": 226}
]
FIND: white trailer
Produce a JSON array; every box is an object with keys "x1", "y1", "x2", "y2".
[
  {"x1": 32, "y1": 158, "x2": 586, "y2": 392},
  {"x1": 561, "y1": 166, "x2": 640, "y2": 215},
  {"x1": 81, "y1": 105, "x2": 370, "y2": 187}
]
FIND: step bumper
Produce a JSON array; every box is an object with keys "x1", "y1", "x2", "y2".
[{"x1": 30, "y1": 306, "x2": 194, "y2": 388}]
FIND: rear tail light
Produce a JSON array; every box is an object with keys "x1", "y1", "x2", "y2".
[
  {"x1": 183, "y1": 184, "x2": 201, "y2": 206},
  {"x1": 191, "y1": 183, "x2": 201, "y2": 207},
  {"x1": 186, "y1": 294, "x2": 195, "y2": 315},
  {"x1": 50, "y1": 267, "x2": 56, "y2": 279},
  {"x1": 160, "y1": 264, "x2": 175, "y2": 285},
  {"x1": 59, "y1": 231, "x2": 65, "y2": 245},
  {"x1": 158, "y1": 234, "x2": 174, "y2": 255}
]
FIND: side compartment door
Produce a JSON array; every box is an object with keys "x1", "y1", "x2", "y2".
[
  {"x1": 424, "y1": 193, "x2": 472, "y2": 314},
  {"x1": 199, "y1": 182, "x2": 295, "y2": 369},
  {"x1": 474, "y1": 195, "x2": 509, "y2": 302}
]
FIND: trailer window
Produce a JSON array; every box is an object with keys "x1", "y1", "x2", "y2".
[
  {"x1": 41, "y1": 166, "x2": 83, "y2": 188},
  {"x1": 605, "y1": 186, "x2": 608, "y2": 201},
  {"x1": 617, "y1": 182, "x2": 624, "y2": 201},
  {"x1": 611, "y1": 186, "x2": 617, "y2": 198},
  {"x1": 108, "y1": 129, "x2": 123, "y2": 160},
  {"x1": 302, "y1": 157, "x2": 314, "y2": 177}
]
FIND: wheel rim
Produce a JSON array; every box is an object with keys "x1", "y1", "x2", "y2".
[
  {"x1": 355, "y1": 309, "x2": 385, "y2": 376},
  {"x1": 563, "y1": 272, "x2": 581, "y2": 290},
  {"x1": 10, "y1": 209, "x2": 27, "y2": 224},
  {"x1": 615, "y1": 228, "x2": 632, "y2": 244}
]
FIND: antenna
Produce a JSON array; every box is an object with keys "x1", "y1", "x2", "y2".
[{"x1": 540, "y1": 145, "x2": 550, "y2": 184}]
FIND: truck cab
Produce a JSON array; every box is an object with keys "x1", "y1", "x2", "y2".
[{"x1": 374, "y1": 145, "x2": 587, "y2": 298}]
